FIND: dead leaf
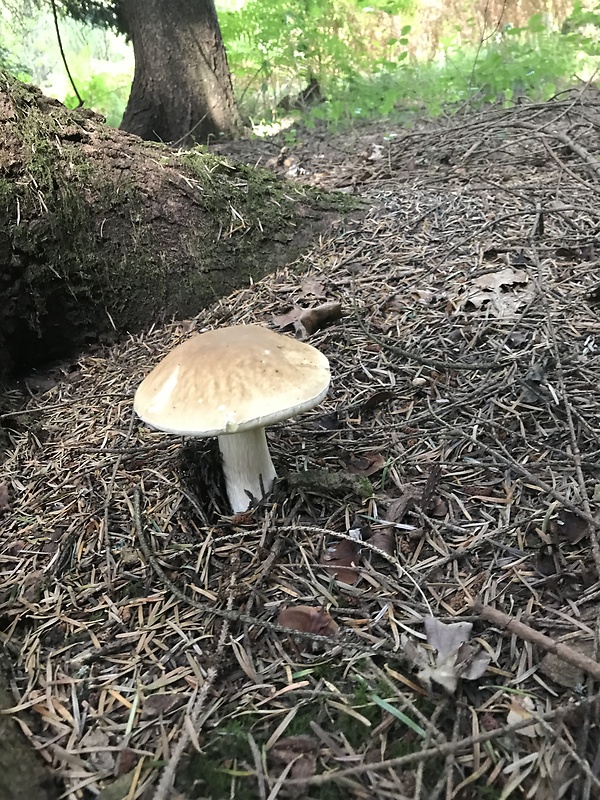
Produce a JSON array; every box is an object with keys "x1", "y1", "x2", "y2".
[
  {"x1": 142, "y1": 693, "x2": 183, "y2": 718},
  {"x1": 473, "y1": 267, "x2": 529, "y2": 291},
  {"x1": 278, "y1": 606, "x2": 339, "y2": 636},
  {"x1": 79, "y1": 728, "x2": 115, "y2": 772},
  {"x1": 272, "y1": 301, "x2": 343, "y2": 337},
  {"x1": 507, "y1": 696, "x2": 541, "y2": 738},
  {"x1": 556, "y1": 509, "x2": 589, "y2": 544},
  {"x1": 97, "y1": 773, "x2": 136, "y2": 800},
  {"x1": 345, "y1": 451, "x2": 386, "y2": 476},
  {"x1": 321, "y1": 538, "x2": 361, "y2": 584},
  {"x1": 115, "y1": 748, "x2": 140, "y2": 777},
  {"x1": 272, "y1": 306, "x2": 304, "y2": 330},
  {"x1": 511, "y1": 250, "x2": 534, "y2": 267},
  {"x1": 0, "y1": 483, "x2": 9, "y2": 512},
  {"x1": 420, "y1": 465, "x2": 442, "y2": 512},
  {"x1": 361, "y1": 389, "x2": 394, "y2": 413},
  {"x1": 430, "y1": 496, "x2": 448, "y2": 517},
  {"x1": 462, "y1": 267, "x2": 534, "y2": 317},
  {"x1": 454, "y1": 642, "x2": 491, "y2": 680},
  {"x1": 369, "y1": 528, "x2": 396, "y2": 556},
  {"x1": 414, "y1": 616, "x2": 491, "y2": 693},
  {"x1": 315, "y1": 412, "x2": 340, "y2": 431},
  {"x1": 539, "y1": 635, "x2": 594, "y2": 688},
  {"x1": 269, "y1": 735, "x2": 319, "y2": 797},
  {"x1": 535, "y1": 545, "x2": 559, "y2": 576},
  {"x1": 298, "y1": 278, "x2": 327, "y2": 298},
  {"x1": 385, "y1": 489, "x2": 420, "y2": 524}
]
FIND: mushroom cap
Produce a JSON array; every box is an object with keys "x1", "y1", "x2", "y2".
[{"x1": 134, "y1": 325, "x2": 331, "y2": 436}]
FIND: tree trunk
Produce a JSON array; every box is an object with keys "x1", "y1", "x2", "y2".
[
  {"x1": 0, "y1": 74, "x2": 351, "y2": 380},
  {"x1": 119, "y1": 0, "x2": 242, "y2": 146}
]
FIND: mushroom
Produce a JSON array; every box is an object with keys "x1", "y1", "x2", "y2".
[{"x1": 134, "y1": 325, "x2": 331, "y2": 513}]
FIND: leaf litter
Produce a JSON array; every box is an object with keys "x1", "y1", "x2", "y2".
[{"x1": 3, "y1": 88, "x2": 600, "y2": 798}]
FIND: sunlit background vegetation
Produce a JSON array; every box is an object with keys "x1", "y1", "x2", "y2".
[{"x1": 1, "y1": 0, "x2": 600, "y2": 130}]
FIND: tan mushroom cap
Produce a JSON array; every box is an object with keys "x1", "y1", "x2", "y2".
[{"x1": 134, "y1": 325, "x2": 330, "y2": 436}]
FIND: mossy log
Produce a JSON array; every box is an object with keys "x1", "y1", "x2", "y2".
[{"x1": 0, "y1": 73, "x2": 349, "y2": 379}]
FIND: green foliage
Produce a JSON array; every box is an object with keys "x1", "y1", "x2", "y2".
[
  {"x1": 63, "y1": 69, "x2": 130, "y2": 126},
  {"x1": 219, "y1": 0, "x2": 414, "y2": 119},
  {"x1": 216, "y1": 0, "x2": 599, "y2": 129},
  {"x1": 458, "y1": 16, "x2": 584, "y2": 104},
  {"x1": 291, "y1": 11, "x2": 596, "y2": 126},
  {"x1": 562, "y1": 1, "x2": 600, "y2": 55},
  {"x1": 0, "y1": 4, "x2": 133, "y2": 124}
]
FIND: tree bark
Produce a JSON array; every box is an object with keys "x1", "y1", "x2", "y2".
[
  {"x1": 0, "y1": 74, "x2": 351, "y2": 380},
  {"x1": 119, "y1": 0, "x2": 242, "y2": 145}
]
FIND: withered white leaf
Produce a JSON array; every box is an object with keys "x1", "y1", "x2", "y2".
[
  {"x1": 424, "y1": 616, "x2": 473, "y2": 659},
  {"x1": 507, "y1": 696, "x2": 541, "y2": 738},
  {"x1": 416, "y1": 616, "x2": 491, "y2": 693},
  {"x1": 473, "y1": 267, "x2": 529, "y2": 291}
]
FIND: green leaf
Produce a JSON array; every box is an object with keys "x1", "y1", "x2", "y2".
[{"x1": 370, "y1": 694, "x2": 427, "y2": 737}]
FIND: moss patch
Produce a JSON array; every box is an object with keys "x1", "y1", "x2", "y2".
[{"x1": 0, "y1": 72, "x2": 359, "y2": 377}]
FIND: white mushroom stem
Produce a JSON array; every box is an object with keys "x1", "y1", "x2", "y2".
[{"x1": 217, "y1": 428, "x2": 277, "y2": 513}]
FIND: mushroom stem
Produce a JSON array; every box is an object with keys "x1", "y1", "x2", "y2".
[{"x1": 217, "y1": 428, "x2": 277, "y2": 513}]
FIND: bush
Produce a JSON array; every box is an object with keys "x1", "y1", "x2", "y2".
[{"x1": 219, "y1": 0, "x2": 414, "y2": 119}]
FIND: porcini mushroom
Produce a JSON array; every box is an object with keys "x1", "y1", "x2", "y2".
[{"x1": 134, "y1": 325, "x2": 330, "y2": 512}]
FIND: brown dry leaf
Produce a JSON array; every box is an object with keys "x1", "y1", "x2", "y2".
[
  {"x1": 115, "y1": 748, "x2": 140, "y2": 777},
  {"x1": 385, "y1": 489, "x2": 420, "y2": 524},
  {"x1": 369, "y1": 528, "x2": 396, "y2": 556},
  {"x1": 272, "y1": 301, "x2": 343, "y2": 337},
  {"x1": 278, "y1": 606, "x2": 339, "y2": 636},
  {"x1": 269, "y1": 735, "x2": 319, "y2": 797},
  {"x1": 463, "y1": 267, "x2": 534, "y2": 317},
  {"x1": 430, "y1": 496, "x2": 448, "y2": 517},
  {"x1": 535, "y1": 545, "x2": 559, "y2": 576},
  {"x1": 474, "y1": 267, "x2": 529, "y2": 291},
  {"x1": 298, "y1": 277, "x2": 327, "y2": 298},
  {"x1": 272, "y1": 306, "x2": 304, "y2": 330},
  {"x1": 420, "y1": 465, "x2": 442, "y2": 512},
  {"x1": 556, "y1": 509, "x2": 589, "y2": 544},
  {"x1": 361, "y1": 389, "x2": 394, "y2": 413},
  {"x1": 321, "y1": 538, "x2": 361, "y2": 584},
  {"x1": 141, "y1": 693, "x2": 183, "y2": 718},
  {"x1": 0, "y1": 482, "x2": 9, "y2": 513},
  {"x1": 345, "y1": 451, "x2": 386, "y2": 476}
]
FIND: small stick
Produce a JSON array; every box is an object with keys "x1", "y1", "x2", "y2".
[{"x1": 472, "y1": 599, "x2": 600, "y2": 682}]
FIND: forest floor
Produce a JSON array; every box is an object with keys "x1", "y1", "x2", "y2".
[{"x1": 3, "y1": 87, "x2": 600, "y2": 800}]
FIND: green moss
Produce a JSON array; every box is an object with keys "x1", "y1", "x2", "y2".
[
  {"x1": 0, "y1": 71, "x2": 361, "y2": 376},
  {"x1": 177, "y1": 720, "x2": 256, "y2": 799}
]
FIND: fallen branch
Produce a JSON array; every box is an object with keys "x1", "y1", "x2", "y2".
[{"x1": 472, "y1": 598, "x2": 600, "y2": 682}]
